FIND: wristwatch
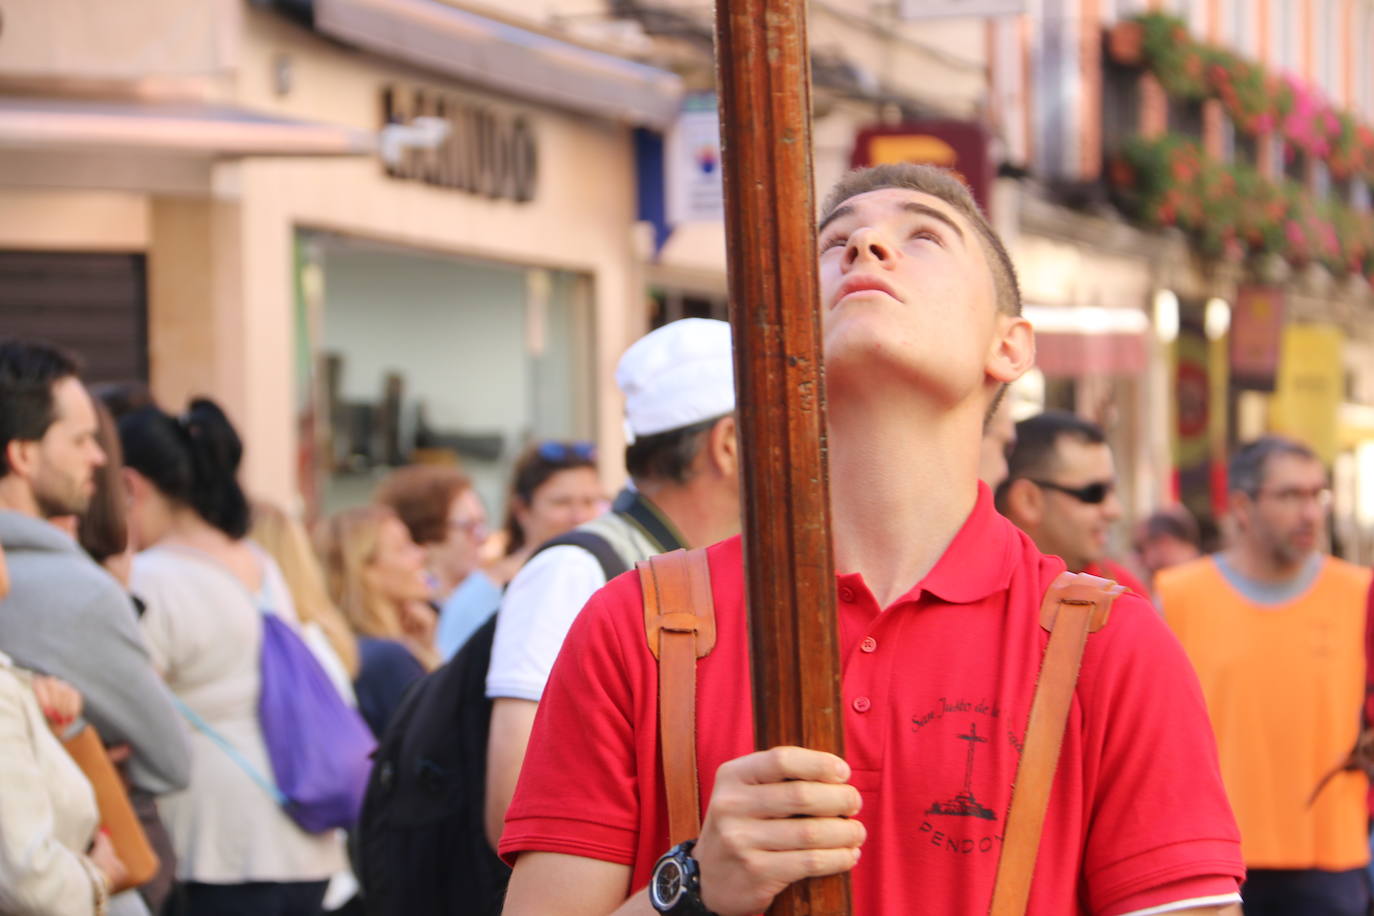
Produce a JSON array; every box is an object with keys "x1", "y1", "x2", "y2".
[{"x1": 649, "y1": 840, "x2": 715, "y2": 914}]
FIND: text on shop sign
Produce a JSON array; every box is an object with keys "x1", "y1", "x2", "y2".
[{"x1": 381, "y1": 85, "x2": 538, "y2": 202}]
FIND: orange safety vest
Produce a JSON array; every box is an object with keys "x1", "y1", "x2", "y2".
[{"x1": 1159, "y1": 555, "x2": 1373, "y2": 870}]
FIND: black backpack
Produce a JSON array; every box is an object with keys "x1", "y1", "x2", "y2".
[{"x1": 354, "y1": 530, "x2": 630, "y2": 916}]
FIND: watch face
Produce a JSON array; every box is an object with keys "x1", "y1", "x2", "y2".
[{"x1": 651, "y1": 858, "x2": 685, "y2": 909}]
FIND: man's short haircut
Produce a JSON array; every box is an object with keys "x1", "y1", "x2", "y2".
[
  {"x1": 1141, "y1": 506, "x2": 1201, "y2": 549},
  {"x1": 1228, "y1": 436, "x2": 1319, "y2": 497},
  {"x1": 821, "y1": 163, "x2": 1022, "y2": 316},
  {"x1": 996, "y1": 410, "x2": 1108, "y2": 507},
  {"x1": 0, "y1": 339, "x2": 82, "y2": 476},
  {"x1": 374, "y1": 464, "x2": 472, "y2": 546},
  {"x1": 625, "y1": 415, "x2": 721, "y2": 486}
]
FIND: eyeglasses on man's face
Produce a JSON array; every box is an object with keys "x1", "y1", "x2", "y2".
[
  {"x1": 1029, "y1": 479, "x2": 1115, "y2": 505},
  {"x1": 1254, "y1": 486, "x2": 1332, "y2": 509}
]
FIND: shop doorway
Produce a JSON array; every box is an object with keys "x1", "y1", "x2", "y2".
[
  {"x1": 296, "y1": 233, "x2": 596, "y2": 521},
  {"x1": 0, "y1": 251, "x2": 148, "y2": 383}
]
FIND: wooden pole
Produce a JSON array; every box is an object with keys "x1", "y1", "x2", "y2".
[{"x1": 714, "y1": 2, "x2": 851, "y2": 914}]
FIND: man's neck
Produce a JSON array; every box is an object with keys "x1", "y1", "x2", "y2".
[
  {"x1": 828, "y1": 392, "x2": 982, "y2": 608},
  {"x1": 0, "y1": 477, "x2": 41, "y2": 518},
  {"x1": 1222, "y1": 543, "x2": 1314, "y2": 586},
  {"x1": 639, "y1": 476, "x2": 739, "y2": 551}
]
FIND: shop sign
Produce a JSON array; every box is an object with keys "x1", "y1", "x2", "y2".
[
  {"x1": 381, "y1": 85, "x2": 538, "y2": 202},
  {"x1": 1229, "y1": 285, "x2": 1285, "y2": 391},
  {"x1": 666, "y1": 93, "x2": 724, "y2": 224},
  {"x1": 1173, "y1": 313, "x2": 1214, "y2": 526},
  {"x1": 850, "y1": 121, "x2": 993, "y2": 213},
  {"x1": 1271, "y1": 323, "x2": 1344, "y2": 464}
]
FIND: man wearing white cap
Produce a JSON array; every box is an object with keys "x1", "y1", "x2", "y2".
[{"x1": 483, "y1": 318, "x2": 741, "y2": 847}]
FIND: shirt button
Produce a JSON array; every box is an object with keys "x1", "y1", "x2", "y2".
[
  {"x1": 852, "y1": 696, "x2": 872, "y2": 713},
  {"x1": 860, "y1": 636, "x2": 878, "y2": 653},
  {"x1": 838, "y1": 586, "x2": 856, "y2": 603}
]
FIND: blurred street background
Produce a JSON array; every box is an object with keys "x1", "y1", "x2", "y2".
[{"x1": 1, "y1": 0, "x2": 1373, "y2": 563}]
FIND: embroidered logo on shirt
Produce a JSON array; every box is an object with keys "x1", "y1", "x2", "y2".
[{"x1": 926, "y1": 722, "x2": 997, "y2": 820}]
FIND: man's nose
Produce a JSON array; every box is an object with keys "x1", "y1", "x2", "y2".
[
  {"x1": 844, "y1": 227, "x2": 895, "y2": 267},
  {"x1": 1101, "y1": 491, "x2": 1122, "y2": 522}
]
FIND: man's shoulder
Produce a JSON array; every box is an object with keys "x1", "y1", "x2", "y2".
[
  {"x1": 4, "y1": 539, "x2": 128, "y2": 619},
  {"x1": 1321, "y1": 554, "x2": 1374, "y2": 591},
  {"x1": 1154, "y1": 555, "x2": 1218, "y2": 597}
]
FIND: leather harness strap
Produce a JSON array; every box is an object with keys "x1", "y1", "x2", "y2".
[
  {"x1": 988, "y1": 571, "x2": 1123, "y2": 916},
  {"x1": 640, "y1": 548, "x2": 717, "y2": 846},
  {"x1": 640, "y1": 554, "x2": 1121, "y2": 914}
]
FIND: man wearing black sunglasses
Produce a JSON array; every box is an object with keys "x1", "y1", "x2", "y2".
[{"x1": 996, "y1": 410, "x2": 1149, "y2": 598}]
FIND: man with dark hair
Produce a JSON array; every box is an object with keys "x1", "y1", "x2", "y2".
[
  {"x1": 0, "y1": 340, "x2": 190, "y2": 803},
  {"x1": 996, "y1": 409, "x2": 1149, "y2": 596},
  {"x1": 1133, "y1": 505, "x2": 1203, "y2": 583},
  {"x1": 484, "y1": 318, "x2": 741, "y2": 845},
  {"x1": 499, "y1": 165, "x2": 1241, "y2": 915},
  {"x1": 1161, "y1": 436, "x2": 1371, "y2": 916}
]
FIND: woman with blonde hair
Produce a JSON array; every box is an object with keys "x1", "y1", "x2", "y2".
[
  {"x1": 313, "y1": 505, "x2": 437, "y2": 738},
  {"x1": 251, "y1": 502, "x2": 359, "y2": 700}
]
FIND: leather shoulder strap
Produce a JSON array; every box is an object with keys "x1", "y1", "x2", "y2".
[
  {"x1": 639, "y1": 548, "x2": 716, "y2": 846},
  {"x1": 988, "y1": 571, "x2": 1123, "y2": 916}
]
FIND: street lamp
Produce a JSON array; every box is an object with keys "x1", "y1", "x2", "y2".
[
  {"x1": 1153, "y1": 289, "x2": 1180, "y2": 344},
  {"x1": 1204, "y1": 297, "x2": 1231, "y2": 341}
]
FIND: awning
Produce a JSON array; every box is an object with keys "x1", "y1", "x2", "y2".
[
  {"x1": 1024, "y1": 304, "x2": 1150, "y2": 376},
  {"x1": 313, "y1": 0, "x2": 683, "y2": 129},
  {"x1": 0, "y1": 97, "x2": 376, "y2": 157}
]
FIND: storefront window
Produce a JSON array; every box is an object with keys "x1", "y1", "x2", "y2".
[{"x1": 298, "y1": 232, "x2": 595, "y2": 519}]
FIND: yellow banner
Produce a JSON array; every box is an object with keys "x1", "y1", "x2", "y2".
[{"x1": 1271, "y1": 323, "x2": 1345, "y2": 463}]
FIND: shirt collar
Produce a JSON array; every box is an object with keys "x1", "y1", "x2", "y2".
[{"x1": 891, "y1": 481, "x2": 1018, "y2": 606}]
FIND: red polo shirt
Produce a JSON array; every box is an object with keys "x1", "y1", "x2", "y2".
[
  {"x1": 1084, "y1": 560, "x2": 1150, "y2": 600},
  {"x1": 502, "y1": 484, "x2": 1243, "y2": 914}
]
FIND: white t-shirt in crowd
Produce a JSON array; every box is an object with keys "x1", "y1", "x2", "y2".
[{"x1": 486, "y1": 546, "x2": 607, "y2": 703}]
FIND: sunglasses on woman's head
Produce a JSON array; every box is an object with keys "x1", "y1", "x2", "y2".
[{"x1": 537, "y1": 440, "x2": 596, "y2": 462}]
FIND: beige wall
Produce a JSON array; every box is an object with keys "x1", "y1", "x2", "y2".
[
  {"x1": 0, "y1": 0, "x2": 240, "y2": 80},
  {"x1": 199, "y1": 11, "x2": 644, "y2": 504},
  {"x1": 0, "y1": 189, "x2": 148, "y2": 250}
]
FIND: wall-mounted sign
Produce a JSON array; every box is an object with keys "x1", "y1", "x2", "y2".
[
  {"x1": 1230, "y1": 285, "x2": 1285, "y2": 391},
  {"x1": 851, "y1": 120, "x2": 993, "y2": 213},
  {"x1": 381, "y1": 85, "x2": 537, "y2": 203},
  {"x1": 1271, "y1": 323, "x2": 1344, "y2": 463},
  {"x1": 666, "y1": 93, "x2": 723, "y2": 224}
]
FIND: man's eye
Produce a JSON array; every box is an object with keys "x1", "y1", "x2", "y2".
[
  {"x1": 820, "y1": 235, "x2": 847, "y2": 250},
  {"x1": 911, "y1": 229, "x2": 941, "y2": 244}
]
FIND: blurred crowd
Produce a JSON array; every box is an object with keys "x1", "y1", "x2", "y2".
[{"x1": 0, "y1": 309, "x2": 1370, "y2": 915}]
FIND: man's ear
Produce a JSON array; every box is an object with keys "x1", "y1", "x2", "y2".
[
  {"x1": 1003, "y1": 477, "x2": 1043, "y2": 529},
  {"x1": 3, "y1": 439, "x2": 37, "y2": 482},
  {"x1": 987, "y1": 314, "x2": 1035, "y2": 385},
  {"x1": 707, "y1": 415, "x2": 739, "y2": 478}
]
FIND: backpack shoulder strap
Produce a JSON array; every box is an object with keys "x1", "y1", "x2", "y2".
[
  {"x1": 638, "y1": 548, "x2": 716, "y2": 846},
  {"x1": 989, "y1": 571, "x2": 1123, "y2": 916},
  {"x1": 533, "y1": 529, "x2": 630, "y2": 582}
]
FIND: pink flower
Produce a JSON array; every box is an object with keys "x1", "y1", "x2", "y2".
[{"x1": 1285, "y1": 220, "x2": 1307, "y2": 248}]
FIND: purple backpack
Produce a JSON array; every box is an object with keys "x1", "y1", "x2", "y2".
[{"x1": 259, "y1": 612, "x2": 376, "y2": 833}]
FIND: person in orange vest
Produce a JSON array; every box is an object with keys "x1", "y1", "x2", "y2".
[{"x1": 1160, "y1": 436, "x2": 1373, "y2": 916}]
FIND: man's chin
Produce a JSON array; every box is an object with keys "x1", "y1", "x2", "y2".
[{"x1": 36, "y1": 495, "x2": 91, "y2": 521}]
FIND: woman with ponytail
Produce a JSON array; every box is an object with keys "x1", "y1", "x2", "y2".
[{"x1": 119, "y1": 400, "x2": 344, "y2": 916}]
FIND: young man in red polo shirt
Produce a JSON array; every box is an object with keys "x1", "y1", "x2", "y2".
[{"x1": 498, "y1": 165, "x2": 1244, "y2": 916}]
